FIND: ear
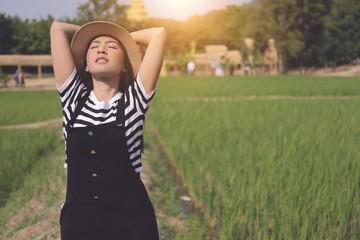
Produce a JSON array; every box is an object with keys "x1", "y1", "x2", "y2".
[
  {"x1": 122, "y1": 68, "x2": 126, "y2": 72},
  {"x1": 85, "y1": 66, "x2": 89, "y2": 72}
]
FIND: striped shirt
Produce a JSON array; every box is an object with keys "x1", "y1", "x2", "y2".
[{"x1": 57, "y1": 68, "x2": 155, "y2": 173}]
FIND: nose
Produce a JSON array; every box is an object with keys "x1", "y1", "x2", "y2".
[
  {"x1": 97, "y1": 49, "x2": 107, "y2": 55},
  {"x1": 97, "y1": 44, "x2": 107, "y2": 55}
]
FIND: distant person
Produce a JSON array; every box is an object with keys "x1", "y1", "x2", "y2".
[
  {"x1": 187, "y1": 60, "x2": 196, "y2": 75},
  {"x1": 229, "y1": 64, "x2": 235, "y2": 76},
  {"x1": 211, "y1": 61, "x2": 217, "y2": 76},
  {"x1": 19, "y1": 71, "x2": 25, "y2": 88},
  {"x1": 215, "y1": 62, "x2": 224, "y2": 77},
  {"x1": 51, "y1": 20, "x2": 165, "y2": 239},
  {"x1": 244, "y1": 60, "x2": 251, "y2": 76},
  {"x1": 13, "y1": 70, "x2": 19, "y2": 87}
]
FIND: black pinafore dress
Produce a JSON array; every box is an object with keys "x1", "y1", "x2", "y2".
[{"x1": 60, "y1": 92, "x2": 159, "y2": 240}]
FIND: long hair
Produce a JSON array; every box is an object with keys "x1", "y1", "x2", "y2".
[{"x1": 80, "y1": 36, "x2": 135, "y2": 93}]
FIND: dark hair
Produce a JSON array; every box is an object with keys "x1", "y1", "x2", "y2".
[{"x1": 81, "y1": 35, "x2": 135, "y2": 93}]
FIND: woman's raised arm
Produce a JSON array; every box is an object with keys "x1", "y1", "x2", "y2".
[
  {"x1": 50, "y1": 21, "x2": 80, "y2": 88},
  {"x1": 130, "y1": 27, "x2": 166, "y2": 95}
]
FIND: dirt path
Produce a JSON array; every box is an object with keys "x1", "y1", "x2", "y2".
[
  {"x1": 0, "y1": 77, "x2": 56, "y2": 92},
  {"x1": 287, "y1": 64, "x2": 360, "y2": 77},
  {"x1": 166, "y1": 95, "x2": 360, "y2": 103},
  {"x1": 0, "y1": 118, "x2": 63, "y2": 130}
]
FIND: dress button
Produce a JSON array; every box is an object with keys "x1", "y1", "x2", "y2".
[
  {"x1": 88, "y1": 131, "x2": 93, "y2": 136},
  {"x1": 92, "y1": 173, "x2": 98, "y2": 177},
  {"x1": 90, "y1": 150, "x2": 96, "y2": 155},
  {"x1": 94, "y1": 196, "x2": 99, "y2": 199}
]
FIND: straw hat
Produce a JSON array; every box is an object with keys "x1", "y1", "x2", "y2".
[{"x1": 71, "y1": 21, "x2": 142, "y2": 79}]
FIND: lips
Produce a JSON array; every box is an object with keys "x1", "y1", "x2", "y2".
[{"x1": 95, "y1": 57, "x2": 109, "y2": 63}]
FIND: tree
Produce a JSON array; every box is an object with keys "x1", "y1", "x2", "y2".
[
  {"x1": 294, "y1": 0, "x2": 333, "y2": 69},
  {"x1": 253, "y1": 0, "x2": 304, "y2": 72},
  {"x1": 2, "y1": 0, "x2": 359, "y2": 70},
  {"x1": 0, "y1": 13, "x2": 15, "y2": 54},
  {"x1": 324, "y1": 0, "x2": 360, "y2": 67},
  {"x1": 9, "y1": 16, "x2": 30, "y2": 54},
  {"x1": 29, "y1": 15, "x2": 54, "y2": 54},
  {"x1": 221, "y1": 5, "x2": 254, "y2": 50},
  {"x1": 76, "y1": 0, "x2": 129, "y2": 26},
  {"x1": 10, "y1": 15, "x2": 54, "y2": 54}
]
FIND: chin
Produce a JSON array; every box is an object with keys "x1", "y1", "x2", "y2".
[{"x1": 91, "y1": 70, "x2": 121, "y2": 80}]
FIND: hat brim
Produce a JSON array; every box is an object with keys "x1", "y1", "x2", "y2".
[{"x1": 71, "y1": 21, "x2": 142, "y2": 80}]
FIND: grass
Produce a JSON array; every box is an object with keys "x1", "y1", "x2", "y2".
[
  {"x1": 0, "y1": 129, "x2": 59, "y2": 207},
  {"x1": 156, "y1": 75, "x2": 360, "y2": 98},
  {"x1": 148, "y1": 75, "x2": 360, "y2": 239},
  {"x1": 1, "y1": 75, "x2": 359, "y2": 239},
  {"x1": 144, "y1": 122, "x2": 212, "y2": 240},
  {"x1": 0, "y1": 131, "x2": 66, "y2": 240},
  {"x1": 0, "y1": 87, "x2": 210, "y2": 239},
  {"x1": 0, "y1": 91, "x2": 62, "y2": 126}
]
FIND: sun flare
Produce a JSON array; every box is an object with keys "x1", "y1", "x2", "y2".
[
  {"x1": 160, "y1": 0, "x2": 195, "y2": 9},
  {"x1": 151, "y1": 0, "x2": 203, "y2": 20}
]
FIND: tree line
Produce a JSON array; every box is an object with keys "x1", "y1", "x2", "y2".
[{"x1": 0, "y1": 0, "x2": 359, "y2": 72}]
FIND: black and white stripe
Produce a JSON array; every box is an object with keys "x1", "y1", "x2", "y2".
[{"x1": 57, "y1": 69, "x2": 154, "y2": 173}]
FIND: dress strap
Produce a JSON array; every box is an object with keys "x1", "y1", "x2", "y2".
[
  {"x1": 67, "y1": 90, "x2": 91, "y2": 129},
  {"x1": 116, "y1": 94, "x2": 125, "y2": 126}
]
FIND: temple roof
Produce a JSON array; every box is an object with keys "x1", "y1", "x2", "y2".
[{"x1": 127, "y1": 0, "x2": 147, "y2": 22}]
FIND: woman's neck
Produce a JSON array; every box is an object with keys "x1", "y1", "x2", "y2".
[{"x1": 92, "y1": 77, "x2": 120, "y2": 102}]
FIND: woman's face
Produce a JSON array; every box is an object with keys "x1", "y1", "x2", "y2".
[{"x1": 86, "y1": 36, "x2": 125, "y2": 80}]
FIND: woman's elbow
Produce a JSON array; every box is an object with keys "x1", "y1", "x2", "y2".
[
  {"x1": 50, "y1": 21, "x2": 63, "y2": 38},
  {"x1": 156, "y1": 27, "x2": 166, "y2": 40},
  {"x1": 50, "y1": 21, "x2": 60, "y2": 32},
  {"x1": 157, "y1": 27, "x2": 166, "y2": 34}
]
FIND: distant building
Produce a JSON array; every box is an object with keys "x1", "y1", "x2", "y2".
[
  {"x1": 193, "y1": 45, "x2": 242, "y2": 76},
  {"x1": 127, "y1": 0, "x2": 147, "y2": 22},
  {"x1": 163, "y1": 40, "x2": 278, "y2": 76}
]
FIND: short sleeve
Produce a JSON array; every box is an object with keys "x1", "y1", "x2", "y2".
[
  {"x1": 131, "y1": 74, "x2": 155, "y2": 114},
  {"x1": 57, "y1": 68, "x2": 87, "y2": 125}
]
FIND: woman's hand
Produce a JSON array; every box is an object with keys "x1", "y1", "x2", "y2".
[{"x1": 130, "y1": 27, "x2": 166, "y2": 95}]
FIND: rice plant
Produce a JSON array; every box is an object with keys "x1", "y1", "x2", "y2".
[{"x1": 149, "y1": 75, "x2": 360, "y2": 239}]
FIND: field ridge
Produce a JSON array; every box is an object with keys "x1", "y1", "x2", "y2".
[
  {"x1": 165, "y1": 95, "x2": 360, "y2": 102},
  {"x1": 0, "y1": 118, "x2": 62, "y2": 130}
]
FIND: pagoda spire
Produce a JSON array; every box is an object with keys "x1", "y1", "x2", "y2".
[{"x1": 127, "y1": 0, "x2": 147, "y2": 22}]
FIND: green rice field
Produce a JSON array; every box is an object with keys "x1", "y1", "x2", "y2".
[
  {"x1": 0, "y1": 129, "x2": 58, "y2": 206},
  {"x1": 0, "y1": 91, "x2": 61, "y2": 125},
  {"x1": 149, "y1": 76, "x2": 360, "y2": 239},
  {"x1": 0, "y1": 91, "x2": 61, "y2": 206},
  {"x1": 0, "y1": 75, "x2": 359, "y2": 239}
]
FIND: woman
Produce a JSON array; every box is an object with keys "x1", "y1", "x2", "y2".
[{"x1": 50, "y1": 20, "x2": 166, "y2": 239}]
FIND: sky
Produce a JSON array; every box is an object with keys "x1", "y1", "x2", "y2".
[{"x1": 1, "y1": 0, "x2": 253, "y2": 21}]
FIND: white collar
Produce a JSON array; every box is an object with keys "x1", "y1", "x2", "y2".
[{"x1": 89, "y1": 90, "x2": 122, "y2": 107}]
